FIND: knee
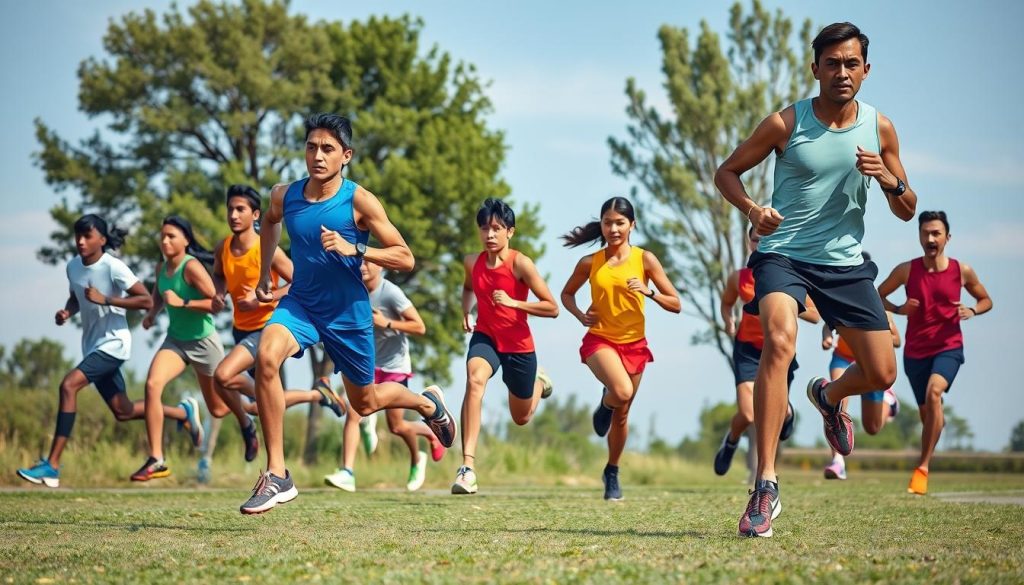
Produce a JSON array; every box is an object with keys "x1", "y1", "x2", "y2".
[
  {"x1": 763, "y1": 330, "x2": 797, "y2": 362},
  {"x1": 113, "y1": 409, "x2": 134, "y2": 422},
  {"x1": 466, "y1": 375, "x2": 488, "y2": 394},
  {"x1": 214, "y1": 365, "x2": 233, "y2": 389},
  {"x1": 863, "y1": 418, "x2": 883, "y2": 435},
  {"x1": 209, "y1": 405, "x2": 230, "y2": 419},
  {"x1": 144, "y1": 380, "x2": 162, "y2": 397},
  {"x1": 58, "y1": 380, "x2": 78, "y2": 400},
  {"x1": 926, "y1": 385, "x2": 945, "y2": 406},
  {"x1": 387, "y1": 419, "x2": 408, "y2": 435},
  {"x1": 511, "y1": 412, "x2": 532, "y2": 426},
  {"x1": 737, "y1": 410, "x2": 754, "y2": 427},
  {"x1": 350, "y1": 396, "x2": 378, "y2": 417},
  {"x1": 607, "y1": 383, "x2": 633, "y2": 404},
  {"x1": 866, "y1": 367, "x2": 897, "y2": 390}
]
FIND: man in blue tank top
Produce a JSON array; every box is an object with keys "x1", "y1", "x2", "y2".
[
  {"x1": 715, "y1": 23, "x2": 918, "y2": 538},
  {"x1": 238, "y1": 113, "x2": 457, "y2": 515}
]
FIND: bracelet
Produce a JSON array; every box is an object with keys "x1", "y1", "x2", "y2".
[
  {"x1": 746, "y1": 205, "x2": 759, "y2": 222},
  {"x1": 103, "y1": 296, "x2": 110, "y2": 306},
  {"x1": 968, "y1": 307, "x2": 977, "y2": 316}
]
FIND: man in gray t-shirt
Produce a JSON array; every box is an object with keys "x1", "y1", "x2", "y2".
[{"x1": 325, "y1": 261, "x2": 446, "y2": 493}]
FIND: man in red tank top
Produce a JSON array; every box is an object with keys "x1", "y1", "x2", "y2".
[
  {"x1": 453, "y1": 198, "x2": 559, "y2": 495},
  {"x1": 878, "y1": 211, "x2": 993, "y2": 495}
]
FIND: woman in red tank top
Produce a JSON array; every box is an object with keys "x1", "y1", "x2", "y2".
[{"x1": 452, "y1": 198, "x2": 559, "y2": 495}]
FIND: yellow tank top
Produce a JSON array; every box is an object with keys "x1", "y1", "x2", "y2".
[
  {"x1": 221, "y1": 236, "x2": 279, "y2": 332},
  {"x1": 588, "y1": 246, "x2": 646, "y2": 344}
]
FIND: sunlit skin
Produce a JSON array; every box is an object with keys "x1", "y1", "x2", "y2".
[
  {"x1": 305, "y1": 129, "x2": 352, "y2": 186},
  {"x1": 812, "y1": 38, "x2": 870, "y2": 107}
]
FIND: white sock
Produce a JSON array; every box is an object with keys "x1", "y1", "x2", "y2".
[{"x1": 832, "y1": 454, "x2": 845, "y2": 466}]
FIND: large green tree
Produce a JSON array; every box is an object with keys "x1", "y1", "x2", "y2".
[
  {"x1": 609, "y1": 0, "x2": 813, "y2": 365},
  {"x1": 34, "y1": 0, "x2": 541, "y2": 385}
]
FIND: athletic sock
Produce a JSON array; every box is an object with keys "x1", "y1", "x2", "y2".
[
  {"x1": 54, "y1": 411, "x2": 76, "y2": 438},
  {"x1": 832, "y1": 453, "x2": 845, "y2": 465}
]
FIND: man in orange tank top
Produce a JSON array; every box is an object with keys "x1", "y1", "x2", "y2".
[
  {"x1": 200, "y1": 185, "x2": 347, "y2": 481},
  {"x1": 452, "y1": 198, "x2": 560, "y2": 495},
  {"x1": 878, "y1": 211, "x2": 992, "y2": 495},
  {"x1": 715, "y1": 227, "x2": 819, "y2": 479}
]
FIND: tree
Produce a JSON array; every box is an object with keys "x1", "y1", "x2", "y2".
[
  {"x1": 34, "y1": 1, "x2": 542, "y2": 459},
  {"x1": 1009, "y1": 420, "x2": 1024, "y2": 453},
  {"x1": 941, "y1": 405, "x2": 974, "y2": 451},
  {"x1": 4, "y1": 338, "x2": 71, "y2": 389},
  {"x1": 608, "y1": 0, "x2": 813, "y2": 365},
  {"x1": 676, "y1": 401, "x2": 736, "y2": 461}
]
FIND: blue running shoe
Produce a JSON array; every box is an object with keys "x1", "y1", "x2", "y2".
[
  {"x1": 179, "y1": 397, "x2": 204, "y2": 448},
  {"x1": 603, "y1": 464, "x2": 622, "y2": 501},
  {"x1": 779, "y1": 402, "x2": 796, "y2": 441},
  {"x1": 593, "y1": 388, "x2": 614, "y2": 437},
  {"x1": 197, "y1": 457, "x2": 212, "y2": 485},
  {"x1": 714, "y1": 432, "x2": 739, "y2": 476},
  {"x1": 17, "y1": 458, "x2": 60, "y2": 488}
]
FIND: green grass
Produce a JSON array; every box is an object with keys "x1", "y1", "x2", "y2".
[{"x1": 2, "y1": 469, "x2": 1022, "y2": 584}]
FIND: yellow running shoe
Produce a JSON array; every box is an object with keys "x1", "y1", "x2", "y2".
[{"x1": 907, "y1": 467, "x2": 928, "y2": 495}]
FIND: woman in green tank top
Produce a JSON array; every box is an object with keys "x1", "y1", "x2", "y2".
[{"x1": 132, "y1": 216, "x2": 251, "y2": 482}]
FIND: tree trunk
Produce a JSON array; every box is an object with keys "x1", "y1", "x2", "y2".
[{"x1": 302, "y1": 344, "x2": 334, "y2": 465}]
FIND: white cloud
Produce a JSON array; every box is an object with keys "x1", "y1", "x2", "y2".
[{"x1": 903, "y1": 151, "x2": 1024, "y2": 188}]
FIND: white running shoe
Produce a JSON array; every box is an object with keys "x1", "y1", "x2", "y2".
[
  {"x1": 324, "y1": 468, "x2": 356, "y2": 492},
  {"x1": 407, "y1": 451, "x2": 427, "y2": 492},
  {"x1": 359, "y1": 412, "x2": 379, "y2": 456},
  {"x1": 451, "y1": 465, "x2": 478, "y2": 494},
  {"x1": 536, "y1": 367, "x2": 554, "y2": 399}
]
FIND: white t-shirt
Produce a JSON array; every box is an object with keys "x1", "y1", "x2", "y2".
[
  {"x1": 369, "y1": 279, "x2": 413, "y2": 374},
  {"x1": 66, "y1": 253, "x2": 140, "y2": 361}
]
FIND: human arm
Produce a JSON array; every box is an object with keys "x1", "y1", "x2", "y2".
[
  {"x1": 821, "y1": 323, "x2": 834, "y2": 350},
  {"x1": 461, "y1": 255, "x2": 477, "y2": 332},
  {"x1": 491, "y1": 253, "x2": 559, "y2": 318},
  {"x1": 799, "y1": 296, "x2": 821, "y2": 324},
  {"x1": 719, "y1": 271, "x2": 740, "y2": 337},
  {"x1": 957, "y1": 262, "x2": 993, "y2": 320},
  {"x1": 256, "y1": 184, "x2": 287, "y2": 303},
  {"x1": 322, "y1": 186, "x2": 413, "y2": 271},
  {"x1": 211, "y1": 240, "x2": 227, "y2": 313},
  {"x1": 142, "y1": 264, "x2": 165, "y2": 330},
  {"x1": 163, "y1": 259, "x2": 218, "y2": 313},
  {"x1": 877, "y1": 262, "x2": 916, "y2": 315},
  {"x1": 887, "y1": 311, "x2": 902, "y2": 348},
  {"x1": 628, "y1": 251, "x2": 681, "y2": 313},
  {"x1": 374, "y1": 304, "x2": 427, "y2": 336},
  {"x1": 55, "y1": 289, "x2": 78, "y2": 325},
  {"x1": 85, "y1": 281, "x2": 153, "y2": 311},
  {"x1": 560, "y1": 256, "x2": 598, "y2": 327},
  {"x1": 855, "y1": 114, "x2": 917, "y2": 221}
]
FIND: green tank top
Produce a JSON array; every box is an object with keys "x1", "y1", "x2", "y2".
[
  {"x1": 758, "y1": 98, "x2": 879, "y2": 266},
  {"x1": 158, "y1": 255, "x2": 215, "y2": 341}
]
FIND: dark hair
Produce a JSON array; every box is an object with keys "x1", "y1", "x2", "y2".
[
  {"x1": 561, "y1": 197, "x2": 636, "y2": 248},
  {"x1": 812, "y1": 22, "x2": 869, "y2": 64},
  {"x1": 304, "y1": 113, "x2": 353, "y2": 149},
  {"x1": 476, "y1": 198, "x2": 516, "y2": 229},
  {"x1": 74, "y1": 214, "x2": 127, "y2": 252},
  {"x1": 162, "y1": 215, "x2": 214, "y2": 264},
  {"x1": 226, "y1": 184, "x2": 261, "y2": 211},
  {"x1": 918, "y1": 210, "x2": 950, "y2": 234}
]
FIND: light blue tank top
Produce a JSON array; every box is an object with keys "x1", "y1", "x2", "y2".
[
  {"x1": 283, "y1": 178, "x2": 371, "y2": 329},
  {"x1": 758, "y1": 98, "x2": 879, "y2": 266}
]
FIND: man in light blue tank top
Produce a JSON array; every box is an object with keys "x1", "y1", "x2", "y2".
[
  {"x1": 715, "y1": 23, "x2": 918, "y2": 538},
  {"x1": 238, "y1": 113, "x2": 458, "y2": 515}
]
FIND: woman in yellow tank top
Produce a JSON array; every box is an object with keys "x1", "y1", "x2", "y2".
[{"x1": 560, "y1": 197, "x2": 681, "y2": 501}]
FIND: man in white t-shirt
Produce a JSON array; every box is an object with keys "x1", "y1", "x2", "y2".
[{"x1": 16, "y1": 215, "x2": 201, "y2": 488}]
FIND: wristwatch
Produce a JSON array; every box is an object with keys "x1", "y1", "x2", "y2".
[
  {"x1": 884, "y1": 178, "x2": 906, "y2": 197},
  {"x1": 355, "y1": 242, "x2": 367, "y2": 257},
  {"x1": 644, "y1": 289, "x2": 656, "y2": 299}
]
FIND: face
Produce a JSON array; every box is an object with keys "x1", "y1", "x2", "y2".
[
  {"x1": 226, "y1": 196, "x2": 259, "y2": 234},
  {"x1": 477, "y1": 216, "x2": 514, "y2": 252},
  {"x1": 918, "y1": 219, "x2": 949, "y2": 257},
  {"x1": 812, "y1": 38, "x2": 870, "y2": 104},
  {"x1": 160, "y1": 224, "x2": 188, "y2": 259},
  {"x1": 305, "y1": 129, "x2": 352, "y2": 182},
  {"x1": 360, "y1": 259, "x2": 382, "y2": 283},
  {"x1": 75, "y1": 227, "x2": 106, "y2": 259},
  {"x1": 600, "y1": 210, "x2": 634, "y2": 246}
]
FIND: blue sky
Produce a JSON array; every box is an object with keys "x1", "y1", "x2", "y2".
[{"x1": 1, "y1": 0, "x2": 1022, "y2": 453}]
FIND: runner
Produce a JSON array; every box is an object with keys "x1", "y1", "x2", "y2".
[
  {"x1": 240, "y1": 113, "x2": 456, "y2": 514},
  {"x1": 324, "y1": 259, "x2": 445, "y2": 493},
  {"x1": 451, "y1": 197, "x2": 558, "y2": 495},
  {"x1": 560, "y1": 196, "x2": 681, "y2": 501},
  {"x1": 131, "y1": 215, "x2": 252, "y2": 481},
  {"x1": 714, "y1": 226, "x2": 820, "y2": 478},
  {"x1": 16, "y1": 215, "x2": 193, "y2": 487},
  {"x1": 715, "y1": 22, "x2": 917, "y2": 537},
  {"x1": 877, "y1": 211, "x2": 992, "y2": 495},
  {"x1": 200, "y1": 184, "x2": 346, "y2": 481}
]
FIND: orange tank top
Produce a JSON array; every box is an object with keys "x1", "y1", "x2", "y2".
[
  {"x1": 588, "y1": 246, "x2": 646, "y2": 344},
  {"x1": 834, "y1": 335, "x2": 855, "y2": 362},
  {"x1": 471, "y1": 250, "x2": 534, "y2": 353},
  {"x1": 221, "y1": 236, "x2": 280, "y2": 332},
  {"x1": 735, "y1": 268, "x2": 764, "y2": 349}
]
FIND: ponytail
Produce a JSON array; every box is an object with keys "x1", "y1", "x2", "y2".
[{"x1": 561, "y1": 196, "x2": 636, "y2": 248}]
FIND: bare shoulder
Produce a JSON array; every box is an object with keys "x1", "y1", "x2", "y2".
[{"x1": 269, "y1": 183, "x2": 289, "y2": 201}]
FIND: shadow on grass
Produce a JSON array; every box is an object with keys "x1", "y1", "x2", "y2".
[
  {"x1": 410, "y1": 525, "x2": 708, "y2": 539},
  {"x1": 5, "y1": 518, "x2": 240, "y2": 534}
]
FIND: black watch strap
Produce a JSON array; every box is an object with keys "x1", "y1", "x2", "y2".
[{"x1": 884, "y1": 178, "x2": 906, "y2": 196}]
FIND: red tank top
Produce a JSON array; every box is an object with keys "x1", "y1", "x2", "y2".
[
  {"x1": 471, "y1": 250, "x2": 534, "y2": 353},
  {"x1": 904, "y1": 257, "x2": 963, "y2": 359},
  {"x1": 735, "y1": 268, "x2": 765, "y2": 349}
]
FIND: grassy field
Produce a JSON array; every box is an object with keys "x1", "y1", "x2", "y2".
[{"x1": 2, "y1": 468, "x2": 1022, "y2": 584}]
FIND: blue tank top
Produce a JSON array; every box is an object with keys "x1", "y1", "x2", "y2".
[
  {"x1": 283, "y1": 178, "x2": 371, "y2": 330},
  {"x1": 758, "y1": 98, "x2": 879, "y2": 266}
]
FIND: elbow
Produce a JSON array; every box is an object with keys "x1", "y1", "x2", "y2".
[
  {"x1": 548, "y1": 305, "x2": 560, "y2": 319},
  {"x1": 669, "y1": 300, "x2": 683, "y2": 314},
  {"x1": 140, "y1": 297, "x2": 154, "y2": 311},
  {"x1": 412, "y1": 324, "x2": 427, "y2": 336},
  {"x1": 400, "y1": 252, "x2": 415, "y2": 272}
]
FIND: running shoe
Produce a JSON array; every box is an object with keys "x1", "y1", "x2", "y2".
[
  {"x1": 314, "y1": 376, "x2": 346, "y2": 418},
  {"x1": 422, "y1": 386, "x2": 457, "y2": 448},
  {"x1": 428, "y1": 433, "x2": 445, "y2": 462},
  {"x1": 824, "y1": 460, "x2": 847, "y2": 480},
  {"x1": 907, "y1": 467, "x2": 928, "y2": 495},
  {"x1": 714, "y1": 432, "x2": 739, "y2": 476},
  {"x1": 603, "y1": 464, "x2": 623, "y2": 501},
  {"x1": 806, "y1": 377, "x2": 854, "y2": 456},
  {"x1": 130, "y1": 456, "x2": 171, "y2": 482},
  {"x1": 17, "y1": 458, "x2": 60, "y2": 488},
  {"x1": 179, "y1": 397, "x2": 204, "y2": 449},
  {"x1": 407, "y1": 451, "x2": 427, "y2": 492},
  {"x1": 197, "y1": 457, "x2": 212, "y2": 485},
  {"x1": 536, "y1": 368, "x2": 554, "y2": 399},
  {"x1": 241, "y1": 419, "x2": 259, "y2": 462},
  {"x1": 884, "y1": 388, "x2": 900, "y2": 420},
  {"x1": 239, "y1": 469, "x2": 298, "y2": 515},
  {"x1": 592, "y1": 388, "x2": 614, "y2": 438},
  {"x1": 359, "y1": 412, "x2": 379, "y2": 456},
  {"x1": 738, "y1": 479, "x2": 782, "y2": 538},
  {"x1": 779, "y1": 402, "x2": 796, "y2": 441},
  {"x1": 324, "y1": 468, "x2": 356, "y2": 492},
  {"x1": 451, "y1": 465, "x2": 478, "y2": 495}
]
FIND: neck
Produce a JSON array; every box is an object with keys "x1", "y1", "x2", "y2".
[
  {"x1": 81, "y1": 250, "x2": 103, "y2": 266},
  {"x1": 307, "y1": 174, "x2": 343, "y2": 200},
  {"x1": 921, "y1": 253, "x2": 948, "y2": 270},
  {"x1": 605, "y1": 241, "x2": 630, "y2": 257},
  {"x1": 812, "y1": 96, "x2": 859, "y2": 127},
  {"x1": 485, "y1": 246, "x2": 509, "y2": 264},
  {"x1": 165, "y1": 251, "x2": 185, "y2": 269},
  {"x1": 231, "y1": 228, "x2": 258, "y2": 248}
]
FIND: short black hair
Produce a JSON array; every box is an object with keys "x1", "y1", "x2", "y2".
[
  {"x1": 304, "y1": 113, "x2": 353, "y2": 149},
  {"x1": 812, "y1": 22, "x2": 869, "y2": 64},
  {"x1": 476, "y1": 197, "x2": 516, "y2": 229},
  {"x1": 918, "y1": 210, "x2": 950, "y2": 234},
  {"x1": 226, "y1": 184, "x2": 261, "y2": 211}
]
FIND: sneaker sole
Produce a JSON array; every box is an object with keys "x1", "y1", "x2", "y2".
[
  {"x1": 451, "y1": 483, "x2": 478, "y2": 495},
  {"x1": 240, "y1": 485, "x2": 299, "y2": 515},
  {"x1": 186, "y1": 397, "x2": 205, "y2": 449},
  {"x1": 324, "y1": 476, "x2": 356, "y2": 493},
  {"x1": 131, "y1": 469, "x2": 172, "y2": 482},
  {"x1": 805, "y1": 377, "x2": 853, "y2": 456},
  {"x1": 824, "y1": 469, "x2": 847, "y2": 480},
  {"x1": 17, "y1": 470, "x2": 59, "y2": 488}
]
